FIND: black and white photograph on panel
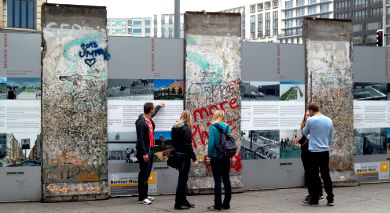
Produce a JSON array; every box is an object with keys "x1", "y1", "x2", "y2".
[
  {"x1": 108, "y1": 132, "x2": 137, "y2": 143},
  {"x1": 240, "y1": 81, "x2": 280, "y2": 101},
  {"x1": 353, "y1": 82, "x2": 387, "y2": 100},
  {"x1": 108, "y1": 143, "x2": 138, "y2": 164},
  {"x1": 108, "y1": 132, "x2": 138, "y2": 164},
  {"x1": 108, "y1": 79, "x2": 153, "y2": 100},
  {"x1": 153, "y1": 79, "x2": 184, "y2": 100},
  {"x1": 280, "y1": 82, "x2": 305, "y2": 101},
  {"x1": 7, "y1": 77, "x2": 41, "y2": 100},
  {"x1": 354, "y1": 128, "x2": 387, "y2": 155},
  {"x1": 0, "y1": 133, "x2": 42, "y2": 167},
  {"x1": 279, "y1": 129, "x2": 302, "y2": 159},
  {"x1": 240, "y1": 130, "x2": 280, "y2": 159},
  {"x1": 0, "y1": 77, "x2": 6, "y2": 99}
]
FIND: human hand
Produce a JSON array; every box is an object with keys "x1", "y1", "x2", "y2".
[
  {"x1": 143, "y1": 155, "x2": 149, "y2": 163},
  {"x1": 159, "y1": 102, "x2": 165, "y2": 107},
  {"x1": 194, "y1": 161, "x2": 199, "y2": 167},
  {"x1": 293, "y1": 137, "x2": 300, "y2": 144}
]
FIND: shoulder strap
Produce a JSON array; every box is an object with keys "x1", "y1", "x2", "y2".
[
  {"x1": 212, "y1": 124, "x2": 224, "y2": 133},
  {"x1": 211, "y1": 125, "x2": 224, "y2": 152}
]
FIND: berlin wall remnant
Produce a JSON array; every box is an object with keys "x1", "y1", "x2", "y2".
[
  {"x1": 41, "y1": 4, "x2": 109, "y2": 201},
  {"x1": 184, "y1": 12, "x2": 243, "y2": 193},
  {"x1": 303, "y1": 18, "x2": 357, "y2": 184}
]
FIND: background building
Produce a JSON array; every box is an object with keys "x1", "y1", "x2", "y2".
[
  {"x1": 107, "y1": 17, "x2": 152, "y2": 37},
  {"x1": 0, "y1": 0, "x2": 45, "y2": 31},
  {"x1": 222, "y1": 1, "x2": 280, "y2": 42},
  {"x1": 153, "y1": 14, "x2": 184, "y2": 38},
  {"x1": 384, "y1": 0, "x2": 390, "y2": 46},
  {"x1": 335, "y1": 0, "x2": 383, "y2": 46},
  {"x1": 279, "y1": 0, "x2": 334, "y2": 44},
  {"x1": 107, "y1": 14, "x2": 184, "y2": 38},
  {"x1": 223, "y1": 0, "x2": 333, "y2": 44},
  {"x1": 248, "y1": 0, "x2": 280, "y2": 42}
]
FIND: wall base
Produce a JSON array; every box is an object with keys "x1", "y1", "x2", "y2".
[
  {"x1": 42, "y1": 193, "x2": 109, "y2": 202},
  {"x1": 187, "y1": 175, "x2": 244, "y2": 194},
  {"x1": 42, "y1": 182, "x2": 109, "y2": 202},
  {"x1": 331, "y1": 170, "x2": 359, "y2": 187}
]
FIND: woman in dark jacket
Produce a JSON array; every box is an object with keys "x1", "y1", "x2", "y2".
[
  {"x1": 300, "y1": 110, "x2": 323, "y2": 205},
  {"x1": 171, "y1": 110, "x2": 196, "y2": 210}
]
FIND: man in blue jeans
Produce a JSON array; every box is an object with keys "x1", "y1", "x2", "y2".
[
  {"x1": 135, "y1": 102, "x2": 165, "y2": 205},
  {"x1": 302, "y1": 102, "x2": 334, "y2": 206}
]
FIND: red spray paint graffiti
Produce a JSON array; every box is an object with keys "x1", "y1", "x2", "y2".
[{"x1": 190, "y1": 97, "x2": 242, "y2": 172}]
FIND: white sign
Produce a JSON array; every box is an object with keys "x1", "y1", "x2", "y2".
[
  {"x1": 241, "y1": 101, "x2": 305, "y2": 130},
  {"x1": 0, "y1": 100, "x2": 41, "y2": 133},
  {"x1": 108, "y1": 100, "x2": 183, "y2": 133},
  {"x1": 354, "y1": 161, "x2": 390, "y2": 181},
  {"x1": 108, "y1": 172, "x2": 157, "y2": 195},
  {"x1": 353, "y1": 101, "x2": 390, "y2": 129}
]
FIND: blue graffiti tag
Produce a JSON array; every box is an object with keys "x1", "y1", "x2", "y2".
[
  {"x1": 84, "y1": 58, "x2": 96, "y2": 67},
  {"x1": 78, "y1": 41, "x2": 111, "y2": 67}
]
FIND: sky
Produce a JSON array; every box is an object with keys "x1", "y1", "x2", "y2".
[
  {"x1": 154, "y1": 79, "x2": 178, "y2": 89},
  {"x1": 47, "y1": 0, "x2": 261, "y2": 18}
]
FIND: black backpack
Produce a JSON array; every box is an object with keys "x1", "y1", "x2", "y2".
[{"x1": 213, "y1": 124, "x2": 237, "y2": 158}]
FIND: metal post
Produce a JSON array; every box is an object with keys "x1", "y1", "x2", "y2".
[
  {"x1": 174, "y1": 0, "x2": 180, "y2": 38},
  {"x1": 384, "y1": 0, "x2": 387, "y2": 46}
]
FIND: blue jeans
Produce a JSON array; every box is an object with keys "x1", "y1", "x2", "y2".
[
  {"x1": 175, "y1": 152, "x2": 191, "y2": 205},
  {"x1": 210, "y1": 157, "x2": 232, "y2": 209},
  {"x1": 137, "y1": 148, "x2": 154, "y2": 201}
]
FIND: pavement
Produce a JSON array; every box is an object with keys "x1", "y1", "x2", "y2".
[{"x1": 1, "y1": 183, "x2": 390, "y2": 213}]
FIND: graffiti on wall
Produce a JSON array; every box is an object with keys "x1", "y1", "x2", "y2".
[
  {"x1": 185, "y1": 35, "x2": 241, "y2": 176},
  {"x1": 306, "y1": 40, "x2": 354, "y2": 169},
  {"x1": 45, "y1": 182, "x2": 108, "y2": 195},
  {"x1": 42, "y1": 13, "x2": 108, "y2": 199}
]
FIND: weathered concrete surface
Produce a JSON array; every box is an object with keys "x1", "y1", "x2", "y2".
[
  {"x1": 1, "y1": 183, "x2": 390, "y2": 212},
  {"x1": 185, "y1": 12, "x2": 241, "y2": 37},
  {"x1": 184, "y1": 12, "x2": 243, "y2": 193},
  {"x1": 303, "y1": 18, "x2": 356, "y2": 184},
  {"x1": 41, "y1": 4, "x2": 109, "y2": 202}
]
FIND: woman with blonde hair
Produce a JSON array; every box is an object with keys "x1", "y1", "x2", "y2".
[
  {"x1": 207, "y1": 110, "x2": 232, "y2": 211},
  {"x1": 171, "y1": 110, "x2": 196, "y2": 210}
]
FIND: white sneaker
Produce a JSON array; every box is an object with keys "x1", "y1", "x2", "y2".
[
  {"x1": 139, "y1": 198, "x2": 152, "y2": 205},
  {"x1": 147, "y1": 196, "x2": 155, "y2": 201}
]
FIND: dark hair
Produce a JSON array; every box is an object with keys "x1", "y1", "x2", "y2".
[
  {"x1": 308, "y1": 102, "x2": 320, "y2": 112},
  {"x1": 144, "y1": 102, "x2": 154, "y2": 114}
]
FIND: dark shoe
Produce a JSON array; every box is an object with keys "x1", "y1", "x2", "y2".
[
  {"x1": 222, "y1": 204, "x2": 230, "y2": 209},
  {"x1": 302, "y1": 200, "x2": 319, "y2": 207},
  {"x1": 305, "y1": 194, "x2": 324, "y2": 202},
  {"x1": 327, "y1": 201, "x2": 334, "y2": 206},
  {"x1": 207, "y1": 206, "x2": 221, "y2": 211},
  {"x1": 183, "y1": 201, "x2": 195, "y2": 208},
  {"x1": 175, "y1": 204, "x2": 190, "y2": 210}
]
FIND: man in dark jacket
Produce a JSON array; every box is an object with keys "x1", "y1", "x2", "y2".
[{"x1": 136, "y1": 102, "x2": 165, "y2": 205}]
